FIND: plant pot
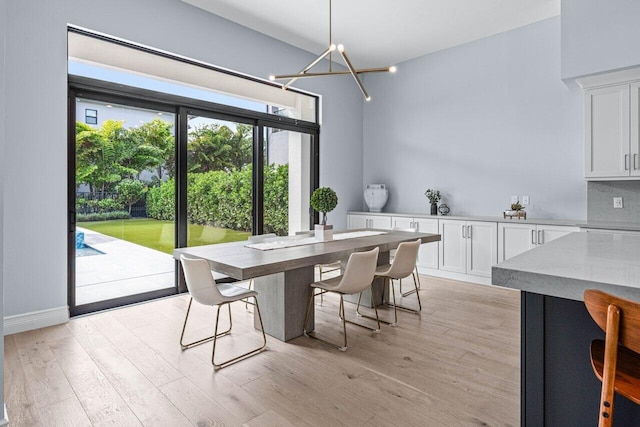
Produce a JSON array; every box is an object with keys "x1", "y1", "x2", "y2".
[
  {"x1": 430, "y1": 203, "x2": 438, "y2": 215},
  {"x1": 315, "y1": 224, "x2": 333, "y2": 241}
]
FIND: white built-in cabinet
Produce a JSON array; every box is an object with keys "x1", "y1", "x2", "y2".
[
  {"x1": 579, "y1": 70, "x2": 640, "y2": 179},
  {"x1": 438, "y1": 219, "x2": 497, "y2": 278},
  {"x1": 347, "y1": 212, "x2": 580, "y2": 283},
  {"x1": 348, "y1": 214, "x2": 391, "y2": 230},
  {"x1": 391, "y1": 216, "x2": 439, "y2": 269},
  {"x1": 498, "y1": 223, "x2": 579, "y2": 262}
]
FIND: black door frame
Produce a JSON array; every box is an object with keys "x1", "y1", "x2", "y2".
[{"x1": 68, "y1": 79, "x2": 320, "y2": 316}]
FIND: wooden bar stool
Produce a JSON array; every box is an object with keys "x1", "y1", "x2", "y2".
[{"x1": 584, "y1": 289, "x2": 640, "y2": 426}]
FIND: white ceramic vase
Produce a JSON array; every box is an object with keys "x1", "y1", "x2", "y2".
[{"x1": 364, "y1": 184, "x2": 388, "y2": 213}]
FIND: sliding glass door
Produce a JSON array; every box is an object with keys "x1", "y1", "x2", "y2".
[
  {"x1": 69, "y1": 82, "x2": 319, "y2": 316},
  {"x1": 71, "y1": 96, "x2": 178, "y2": 312},
  {"x1": 186, "y1": 114, "x2": 254, "y2": 247}
]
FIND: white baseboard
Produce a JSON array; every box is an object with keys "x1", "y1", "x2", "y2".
[
  {"x1": 417, "y1": 267, "x2": 492, "y2": 286},
  {"x1": 4, "y1": 306, "x2": 69, "y2": 336},
  {"x1": 0, "y1": 403, "x2": 8, "y2": 426}
]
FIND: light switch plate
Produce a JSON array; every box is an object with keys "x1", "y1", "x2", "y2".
[
  {"x1": 511, "y1": 195, "x2": 518, "y2": 204},
  {"x1": 614, "y1": 197, "x2": 623, "y2": 208},
  {"x1": 522, "y1": 196, "x2": 529, "y2": 205}
]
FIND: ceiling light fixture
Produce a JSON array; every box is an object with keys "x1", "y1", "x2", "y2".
[{"x1": 268, "y1": 0, "x2": 396, "y2": 101}]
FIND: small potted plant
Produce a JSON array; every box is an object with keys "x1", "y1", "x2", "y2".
[
  {"x1": 311, "y1": 187, "x2": 338, "y2": 240},
  {"x1": 424, "y1": 189, "x2": 441, "y2": 215},
  {"x1": 504, "y1": 201, "x2": 526, "y2": 219}
]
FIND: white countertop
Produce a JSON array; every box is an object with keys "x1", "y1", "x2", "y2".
[
  {"x1": 492, "y1": 232, "x2": 640, "y2": 301},
  {"x1": 349, "y1": 211, "x2": 640, "y2": 231}
]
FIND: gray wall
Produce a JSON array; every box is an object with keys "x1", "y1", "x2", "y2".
[
  {"x1": 362, "y1": 17, "x2": 585, "y2": 219},
  {"x1": 562, "y1": 0, "x2": 640, "y2": 80},
  {"x1": 587, "y1": 181, "x2": 640, "y2": 224},
  {"x1": 3, "y1": 0, "x2": 363, "y2": 318}
]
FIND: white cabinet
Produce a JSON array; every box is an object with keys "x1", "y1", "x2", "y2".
[
  {"x1": 391, "y1": 216, "x2": 439, "y2": 270},
  {"x1": 439, "y1": 219, "x2": 497, "y2": 278},
  {"x1": 580, "y1": 70, "x2": 640, "y2": 179},
  {"x1": 584, "y1": 84, "x2": 630, "y2": 178},
  {"x1": 348, "y1": 214, "x2": 391, "y2": 230},
  {"x1": 498, "y1": 223, "x2": 579, "y2": 262}
]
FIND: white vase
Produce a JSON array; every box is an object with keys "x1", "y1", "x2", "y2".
[
  {"x1": 315, "y1": 224, "x2": 333, "y2": 241},
  {"x1": 364, "y1": 184, "x2": 388, "y2": 213}
]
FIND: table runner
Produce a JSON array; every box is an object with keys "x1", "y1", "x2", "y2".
[{"x1": 246, "y1": 230, "x2": 387, "y2": 251}]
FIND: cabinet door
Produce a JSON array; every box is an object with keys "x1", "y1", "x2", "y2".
[
  {"x1": 369, "y1": 215, "x2": 392, "y2": 230},
  {"x1": 585, "y1": 85, "x2": 630, "y2": 178},
  {"x1": 414, "y1": 218, "x2": 439, "y2": 269},
  {"x1": 631, "y1": 83, "x2": 640, "y2": 176},
  {"x1": 348, "y1": 214, "x2": 368, "y2": 230},
  {"x1": 537, "y1": 225, "x2": 578, "y2": 245},
  {"x1": 466, "y1": 221, "x2": 498, "y2": 278},
  {"x1": 498, "y1": 223, "x2": 537, "y2": 262},
  {"x1": 438, "y1": 219, "x2": 466, "y2": 274},
  {"x1": 391, "y1": 216, "x2": 414, "y2": 230}
]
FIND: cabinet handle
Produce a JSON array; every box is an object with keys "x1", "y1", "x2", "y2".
[
  {"x1": 531, "y1": 230, "x2": 537, "y2": 245},
  {"x1": 538, "y1": 230, "x2": 544, "y2": 245},
  {"x1": 462, "y1": 225, "x2": 466, "y2": 239},
  {"x1": 415, "y1": 222, "x2": 419, "y2": 232},
  {"x1": 467, "y1": 225, "x2": 472, "y2": 239},
  {"x1": 625, "y1": 154, "x2": 630, "y2": 171},
  {"x1": 635, "y1": 154, "x2": 638, "y2": 170}
]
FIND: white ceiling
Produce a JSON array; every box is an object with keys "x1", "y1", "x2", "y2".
[{"x1": 182, "y1": 0, "x2": 560, "y2": 69}]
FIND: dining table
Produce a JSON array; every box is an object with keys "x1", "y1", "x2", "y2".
[{"x1": 174, "y1": 228, "x2": 441, "y2": 341}]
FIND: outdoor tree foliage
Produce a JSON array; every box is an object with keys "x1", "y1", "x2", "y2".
[
  {"x1": 76, "y1": 117, "x2": 289, "y2": 235},
  {"x1": 116, "y1": 179, "x2": 148, "y2": 214},
  {"x1": 187, "y1": 123, "x2": 253, "y2": 173}
]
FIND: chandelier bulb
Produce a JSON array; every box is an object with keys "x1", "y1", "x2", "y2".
[
  {"x1": 329, "y1": 44, "x2": 337, "y2": 51},
  {"x1": 268, "y1": 75, "x2": 276, "y2": 81},
  {"x1": 365, "y1": 96, "x2": 371, "y2": 102},
  {"x1": 389, "y1": 66, "x2": 397, "y2": 73},
  {"x1": 337, "y1": 44, "x2": 345, "y2": 53}
]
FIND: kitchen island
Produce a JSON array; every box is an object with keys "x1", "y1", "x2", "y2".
[{"x1": 492, "y1": 232, "x2": 640, "y2": 426}]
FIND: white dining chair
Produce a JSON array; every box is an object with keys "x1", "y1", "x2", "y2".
[
  {"x1": 391, "y1": 227, "x2": 422, "y2": 296},
  {"x1": 303, "y1": 247, "x2": 381, "y2": 351},
  {"x1": 296, "y1": 230, "x2": 341, "y2": 304},
  {"x1": 358, "y1": 239, "x2": 422, "y2": 326},
  {"x1": 179, "y1": 255, "x2": 267, "y2": 369}
]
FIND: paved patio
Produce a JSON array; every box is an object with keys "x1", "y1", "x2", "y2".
[{"x1": 75, "y1": 227, "x2": 175, "y2": 305}]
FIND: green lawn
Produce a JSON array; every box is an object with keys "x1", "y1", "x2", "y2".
[{"x1": 78, "y1": 218, "x2": 251, "y2": 255}]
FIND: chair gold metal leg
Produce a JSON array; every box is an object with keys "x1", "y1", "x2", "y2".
[
  {"x1": 390, "y1": 273, "x2": 422, "y2": 314},
  {"x1": 357, "y1": 277, "x2": 396, "y2": 326},
  {"x1": 180, "y1": 297, "x2": 231, "y2": 350},
  {"x1": 401, "y1": 269, "x2": 421, "y2": 296},
  {"x1": 245, "y1": 279, "x2": 254, "y2": 312},
  {"x1": 212, "y1": 297, "x2": 267, "y2": 369}
]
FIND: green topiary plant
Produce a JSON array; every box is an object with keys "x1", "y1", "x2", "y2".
[
  {"x1": 511, "y1": 201, "x2": 524, "y2": 211},
  {"x1": 310, "y1": 187, "x2": 338, "y2": 225}
]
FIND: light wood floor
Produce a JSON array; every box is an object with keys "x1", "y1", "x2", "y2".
[{"x1": 4, "y1": 276, "x2": 520, "y2": 426}]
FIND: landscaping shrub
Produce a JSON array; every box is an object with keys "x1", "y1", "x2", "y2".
[
  {"x1": 146, "y1": 178, "x2": 175, "y2": 220},
  {"x1": 146, "y1": 165, "x2": 289, "y2": 234},
  {"x1": 77, "y1": 211, "x2": 130, "y2": 222}
]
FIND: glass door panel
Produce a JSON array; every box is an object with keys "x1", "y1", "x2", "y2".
[
  {"x1": 263, "y1": 127, "x2": 312, "y2": 236},
  {"x1": 186, "y1": 116, "x2": 253, "y2": 246},
  {"x1": 74, "y1": 98, "x2": 176, "y2": 306}
]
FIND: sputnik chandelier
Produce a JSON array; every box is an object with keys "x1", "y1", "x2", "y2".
[{"x1": 269, "y1": 0, "x2": 396, "y2": 101}]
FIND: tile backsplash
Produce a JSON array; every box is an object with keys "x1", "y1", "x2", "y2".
[{"x1": 588, "y1": 181, "x2": 640, "y2": 224}]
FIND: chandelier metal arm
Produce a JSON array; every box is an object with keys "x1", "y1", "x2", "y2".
[
  {"x1": 272, "y1": 67, "x2": 394, "y2": 80},
  {"x1": 338, "y1": 47, "x2": 370, "y2": 101},
  {"x1": 282, "y1": 45, "x2": 336, "y2": 89}
]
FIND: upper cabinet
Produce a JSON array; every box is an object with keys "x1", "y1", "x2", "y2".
[{"x1": 579, "y1": 69, "x2": 640, "y2": 179}]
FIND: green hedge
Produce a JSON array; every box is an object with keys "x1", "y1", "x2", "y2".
[
  {"x1": 146, "y1": 164, "x2": 289, "y2": 234},
  {"x1": 77, "y1": 211, "x2": 131, "y2": 222}
]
